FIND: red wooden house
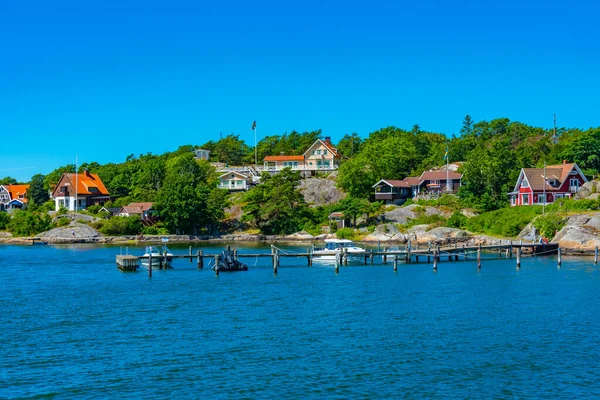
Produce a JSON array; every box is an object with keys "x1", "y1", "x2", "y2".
[{"x1": 508, "y1": 161, "x2": 587, "y2": 206}]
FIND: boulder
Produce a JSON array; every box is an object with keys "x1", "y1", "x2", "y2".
[
  {"x1": 363, "y1": 223, "x2": 401, "y2": 241},
  {"x1": 575, "y1": 180, "x2": 600, "y2": 199},
  {"x1": 39, "y1": 223, "x2": 101, "y2": 242},
  {"x1": 410, "y1": 226, "x2": 468, "y2": 244},
  {"x1": 285, "y1": 231, "x2": 316, "y2": 240},
  {"x1": 553, "y1": 213, "x2": 600, "y2": 249},
  {"x1": 381, "y1": 206, "x2": 417, "y2": 224},
  {"x1": 299, "y1": 178, "x2": 346, "y2": 207}
]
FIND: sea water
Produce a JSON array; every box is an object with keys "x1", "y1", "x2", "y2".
[{"x1": 1, "y1": 243, "x2": 600, "y2": 399}]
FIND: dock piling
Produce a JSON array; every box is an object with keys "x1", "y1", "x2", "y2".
[
  {"x1": 189, "y1": 246, "x2": 192, "y2": 263},
  {"x1": 557, "y1": 248, "x2": 562, "y2": 268},
  {"x1": 595, "y1": 246, "x2": 598, "y2": 265},
  {"x1": 197, "y1": 250, "x2": 203, "y2": 269},
  {"x1": 148, "y1": 253, "x2": 153, "y2": 278},
  {"x1": 477, "y1": 244, "x2": 481, "y2": 269},
  {"x1": 433, "y1": 248, "x2": 438, "y2": 270},
  {"x1": 516, "y1": 247, "x2": 521, "y2": 269},
  {"x1": 393, "y1": 255, "x2": 398, "y2": 271}
]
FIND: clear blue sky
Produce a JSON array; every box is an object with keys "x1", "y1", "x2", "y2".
[{"x1": 1, "y1": 0, "x2": 599, "y2": 182}]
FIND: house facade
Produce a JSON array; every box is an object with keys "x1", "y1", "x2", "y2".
[
  {"x1": 373, "y1": 171, "x2": 463, "y2": 204},
  {"x1": 118, "y1": 202, "x2": 157, "y2": 219},
  {"x1": 508, "y1": 162, "x2": 587, "y2": 206},
  {"x1": 51, "y1": 171, "x2": 110, "y2": 211},
  {"x1": 218, "y1": 171, "x2": 250, "y2": 191},
  {"x1": 194, "y1": 148, "x2": 211, "y2": 161},
  {"x1": 373, "y1": 180, "x2": 412, "y2": 205},
  {"x1": 261, "y1": 137, "x2": 343, "y2": 175},
  {"x1": 0, "y1": 184, "x2": 30, "y2": 213}
]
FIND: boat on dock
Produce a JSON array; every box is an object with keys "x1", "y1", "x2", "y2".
[
  {"x1": 212, "y1": 249, "x2": 248, "y2": 272},
  {"x1": 312, "y1": 239, "x2": 366, "y2": 261},
  {"x1": 140, "y1": 245, "x2": 174, "y2": 268}
]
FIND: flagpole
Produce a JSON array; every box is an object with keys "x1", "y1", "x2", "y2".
[
  {"x1": 543, "y1": 161, "x2": 547, "y2": 215},
  {"x1": 446, "y1": 146, "x2": 450, "y2": 193},
  {"x1": 255, "y1": 125, "x2": 257, "y2": 166},
  {"x1": 75, "y1": 154, "x2": 78, "y2": 214}
]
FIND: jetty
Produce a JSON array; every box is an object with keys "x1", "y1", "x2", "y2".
[{"x1": 110, "y1": 241, "x2": 599, "y2": 275}]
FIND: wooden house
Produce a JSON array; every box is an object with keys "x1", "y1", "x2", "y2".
[
  {"x1": 508, "y1": 161, "x2": 587, "y2": 206},
  {"x1": 51, "y1": 171, "x2": 110, "y2": 211}
]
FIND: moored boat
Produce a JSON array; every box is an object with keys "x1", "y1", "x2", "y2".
[
  {"x1": 140, "y1": 245, "x2": 174, "y2": 268},
  {"x1": 312, "y1": 239, "x2": 366, "y2": 261}
]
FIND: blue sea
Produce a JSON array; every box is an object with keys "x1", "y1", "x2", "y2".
[{"x1": 1, "y1": 243, "x2": 600, "y2": 399}]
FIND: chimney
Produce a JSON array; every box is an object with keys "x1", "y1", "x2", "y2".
[
  {"x1": 563, "y1": 160, "x2": 567, "y2": 164},
  {"x1": 324, "y1": 136, "x2": 331, "y2": 145},
  {"x1": 85, "y1": 169, "x2": 91, "y2": 177},
  {"x1": 280, "y1": 151, "x2": 285, "y2": 156}
]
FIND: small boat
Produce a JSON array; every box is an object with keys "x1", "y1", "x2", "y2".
[
  {"x1": 212, "y1": 248, "x2": 248, "y2": 272},
  {"x1": 312, "y1": 239, "x2": 366, "y2": 261},
  {"x1": 140, "y1": 245, "x2": 174, "y2": 268}
]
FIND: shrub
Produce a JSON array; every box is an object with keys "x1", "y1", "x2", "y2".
[
  {"x1": 142, "y1": 223, "x2": 170, "y2": 235},
  {"x1": 57, "y1": 206, "x2": 68, "y2": 216},
  {"x1": 465, "y1": 206, "x2": 542, "y2": 237},
  {"x1": 546, "y1": 198, "x2": 600, "y2": 212},
  {"x1": 98, "y1": 216, "x2": 143, "y2": 236},
  {"x1": 0, "y1": 212, "x2": 10, "y2": 230},
  {"x1": 446, "y1": 211, "x2": 467, "y2": 229},
  {"x1": 7, "y1": 210, "x2": 53, "y2": 236},
  {"x1": 533, "y1": 214, "x2": 567, "y2": 238},
  {"x1": 87, "y1": 205, "x2": 101, "y2": 214},
  {"x1": 336, "y1": 227, "x2": 355, "y2": 240},
  {"x1": 55, "y1": 217, "x2": 70, "y2": 227},
  {"x1": 406, "y1": 214, "x2": 446, "y2": 228}
]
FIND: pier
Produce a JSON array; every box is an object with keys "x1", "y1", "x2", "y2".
[{"x1": 113, "y1": 242, "x2": 580, "y2": 275}]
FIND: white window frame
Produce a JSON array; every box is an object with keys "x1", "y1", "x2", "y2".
[
  {"x1": 538, "y1": 194, "x2": 546, "y2": 204},
  {"x1": 522, "y1": 194, "x2": 529, "y2": 205},
  {"x1": 521, "y1": 179, "x2": 529, "y2": 188}
]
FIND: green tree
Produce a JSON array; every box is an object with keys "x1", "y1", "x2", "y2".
[
  {"x1": 26, "y1": 174, "x2": 49, "y2": 208},
  {"x1": 336, "y1": 133, "x2": 363, "y2": 158},
  {"x1": 242, "y1": 168, "x2": 309, "y2": 234},
  {"x1": 0, "y1": 176, "x2": 17, "y2": 185},
  {"x1": 7, "y1": 210, "x2": 52, "y2": 236}
]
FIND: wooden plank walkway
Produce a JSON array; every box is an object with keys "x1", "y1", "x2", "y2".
[{"x1": 114, "y1": 242, "x2": 598, "y2": 276}]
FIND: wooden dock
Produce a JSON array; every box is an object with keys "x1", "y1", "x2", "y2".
[{"x1": 112, "y1": 242, "x2": 593, "y2": 276}]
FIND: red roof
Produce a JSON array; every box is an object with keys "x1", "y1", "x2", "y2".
[
  {"x1": 418, "y1": 171, "x2": 462, "y2": 181},
  {"x1": 404, "y1": 177, "x2": 421, "y2": 186},
  {"x1": 120, "y1": 202, "x2": 154, "y2": 215}
]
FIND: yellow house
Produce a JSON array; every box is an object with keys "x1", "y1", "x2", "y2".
[{"x1": 302, "y1": 137, "x2": 342, "y2": 171}]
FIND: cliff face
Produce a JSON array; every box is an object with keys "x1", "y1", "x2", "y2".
[
  {"x1": 553, "y1": 213, "x2": 600, "y2": 249},
  {"x1": 298, "y1": 176, "x2": 346, "y2": 207}
]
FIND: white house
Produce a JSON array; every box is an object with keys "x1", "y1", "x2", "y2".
[
  {"x1": 51, "y1": 171, "x2": 110, "y2": 211},
  {"x1": 218, "y1": 171, "x2": 250, "y2": 191}
]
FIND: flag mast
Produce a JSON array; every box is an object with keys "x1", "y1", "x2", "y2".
[
  {"x1": 251, "y1": 120, "x2": 257, "y2": 166},
  {"x1": 75, "y1": 154, "x2": 78, "y2": 214},
  {"x1": 445, "y1": 145, "x2": 450, "y2": 193}
]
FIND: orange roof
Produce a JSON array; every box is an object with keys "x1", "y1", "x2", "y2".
[
  {"x1": 404, "y1": 177, "x2": 422, "y2": 186},
  {"x1": 263, "y1": 155, "x2": 304, "y2": 161},
  {"x1": 6, "y1": 184, "x2": 30, "y2": 203},
  {"x1": 54, "y1": 173, "x2": 110, "y2": 196},
  {"x1": 320, "y1": 140, "x2": 342, "y2": 157},
  {"x1": 546, "y1": 163, "x2": 576, "y2": 182}
]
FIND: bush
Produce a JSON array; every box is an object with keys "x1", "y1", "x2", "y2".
[
  {"x1": 465, "y1": 206, "x2": 542, "y2": 237},
  {"x1": 0, "y1": 212, "x2": 10, "y2": 230},
  {"x1": 533, "y1": 214, "x2": 567, "y2": 238},
  {"x1": 55, "y1": 217, "x2": 70, "y2": 227},
  {"x1": 98, "y1": 216, "x2": 143, "y2": 236},
  {"x1": 57, "y1": 206, "x2": 68, "y2": 215},
  {"x1": 142, "y1": 223, "x2": 170, "y2": 235},
  {"x1": 87, "y1": 205, "x2": 101, "y2": 214},
  {"x1": 446, "y1": 211, "x2": 467, "y2": 229},
  {"x1": 406, "y1": 214, "x2": 446, "y2": 228},
  {"x1": 546, "y1": 198, "x2": 600, "y2": 213},
  {"x1": 7, "y1": 210, "x2": 53, "y2": 236},
  {"x1": 336, "y1": 227, "x2": 355, "y2": 240}
]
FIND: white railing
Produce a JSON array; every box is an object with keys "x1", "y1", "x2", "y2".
[
  {"x1": 570, "y1": 186, "x2": 579, "y2": 193},
  {"x1": 216, "y1": 165, "x2": 339, "y2": 173}
]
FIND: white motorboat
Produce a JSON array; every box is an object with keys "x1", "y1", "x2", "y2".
[
  {"x1": 312, "y1": 239, "x2": 366, "y2": 261},
  {"x1": 141, "y1": 245, "x2": 174, "y2": 268}
]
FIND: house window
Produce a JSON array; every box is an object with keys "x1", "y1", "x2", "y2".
[
  {"x1": 522, "y1": 194, "x2": 529, "y2": 205},
  {"x1": 549, "y1": 180, "x2": 558, "y2": 186},
  {"x1": 538, "y1": 194, "x2": 546, "y2": 204},
  {"x1": 316, "y1": 150, "x2": 321, "y2": 155},
  {"x1": 570, "y1": 171, "x2": 577, "y2": 175},
  {"x1": 555, "y1": 194, "x2": 564, "y2": 199},
  {"x1": 521, "y1": 179, "x2": 529, "y2": 188},
  {"x1": 323, "y1": 150, "x2": 327, "y2": 155},
  {"x1": 511, "y1": 196, "x2": 516, "y2": 206},
  {"x1": 311, "y1": 150, "x2": 315, "y2": 155}
]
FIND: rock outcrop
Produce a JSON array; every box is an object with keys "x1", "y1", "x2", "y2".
[
  {"x1": 553, "y1": 213, "x2": 600, "y2": 249},
  {"x1": 575, "y1": 180, "x2": 600, "y2": 199},
  {"x1": 39, "y1": 223, "x2": 102, "y2": 243},
  {"x1": 299, "y1": 177, "x2": 345, "y2": 207}
]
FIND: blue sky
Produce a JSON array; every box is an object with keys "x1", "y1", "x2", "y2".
[{"x1": 1, "y1": 0, "x2": 599, "y2": 182}]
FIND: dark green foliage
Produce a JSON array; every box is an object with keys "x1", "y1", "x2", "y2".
[
  {"x1": 7, "y1": 210, "x2": 53, "y2": 236},
  {"x1": 242, "y1": 168, "x2": 309, "y2": 235},
  {"x1": 533, "y1": 214, "x2": 567, "y2": 238},
  {"x1": 0, "y1": 212, "x2": 10, "y2": 230},
  {"x1": 0, "y1": 176, "x2": 17, "y2": 185},
  {"x1": 465, "y1": 206, "x2": 542, "y2": 237},
  {"x1": 336, "y1": 227, "x2": 355, "y2": 239},
  {"x1": 336, "y1": 133, "x2": 363, "y2": 158},
  {"x1": 26, "y1": 174, "x2": 49, "y2": 208},
  {"x1": 96, "y1": 216, "x2": 143, "y2": 236},
  {"x1": 406, "y1": 214, "x2": 446, "y2": 228},
  {"x1": 446, "y1": 211, "x2": 468, "y2": 229},
  {"x1": 338, "y1": 196, "x2": 380, "y2": 227}
]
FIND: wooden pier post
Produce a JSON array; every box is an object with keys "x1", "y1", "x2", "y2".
[
  {"x1": 516, "y1": 247, "x2": 521, "y2": 269},
  {"x1": 557, "y1": 248, "x2": 562, "y2": 268},
  {"x1": 148, "y1": 253, "x2": 153, "y2": 278},
  {"x1": 370, "y1": 250, "x2": 374, "y2": 265},
  {"x1": 595, "y1": 246, "x2": 598, "y2": 265},
  {"x1": 197, "y1": 250, "x2": 203, "y2": 269},
  {"x1": 335, "y1": 252, "x2": 340, "y2": 273},
  {"x1": 406, "y1": 247, "x2": 411, "y2": 264},
  {"x1": 214, "y1": 255, "x2": 220, "y2": 275},
  {"x1": 308, "y1": 248, "x2": 312, "y2": 266},
  {"x1": 343, "y1": 248, "x2": 348, "y2": 266},
  {"x1": 274, "y1": 253, "x2": 278, "y2": 274},
  {"x1": 433, "y1": 248, "x2": 438, "y2": 270},
  {"x1": 509, "y1": 243, "x2": 513, "y2": 258},
  {"x1": 383, "y1": 246, "x2": 387, "y2": 264},
  {"x1": 393, "y1": 255, "x2": 398, "y2": 271},
  {"x1": 189, "y1": 246, "x2": 192, "y2": 263},
  {"x1": 477, "y1": 244, "x2": 481, "y2": 269},
  {"x1": 233, "y1": 249, "x2": 238, "y2": 263}
]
